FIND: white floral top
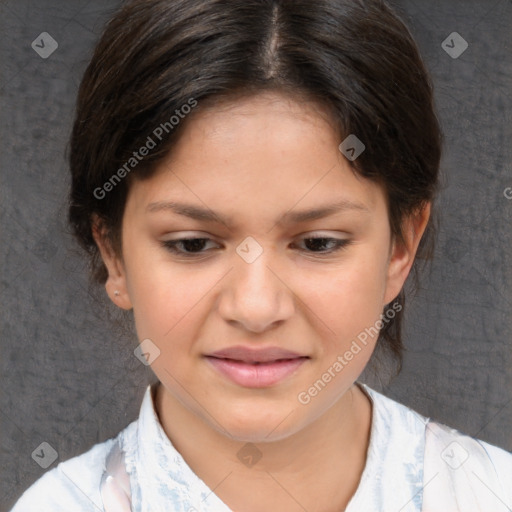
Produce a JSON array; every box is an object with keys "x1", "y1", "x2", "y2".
[{"x1": 10, "y1": 382, "x2": 512, "y2": 511}]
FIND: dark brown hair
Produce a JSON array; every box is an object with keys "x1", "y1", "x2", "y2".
[{"x1": 68, "y1": 0, "x2": 443, "y2": 376}]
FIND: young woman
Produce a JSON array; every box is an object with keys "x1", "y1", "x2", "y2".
[{"x1": 11, "y1": 0, "x2": 512, "y2": 511}]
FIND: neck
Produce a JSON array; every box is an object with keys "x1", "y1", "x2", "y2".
[{"x1": 155, "y1": 382, "x2": 372, "y2": 512}]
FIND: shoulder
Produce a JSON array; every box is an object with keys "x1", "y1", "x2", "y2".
[
  {"x1": 423, "y1": 420, "x2": 512, "y2": 511},
  {"x1": 479, "y1": 437, "x2": 512, "y2": 504},
  {"x1": 362, "y1": 382, "x2": 512, "y2": 468},
  {"x1": 361, "y1": 383, "x2": 512, "y2": 510},
  {"x1": 425, "y1": 419, "x2": 512, "y2": 473},
  {"x1": 10, "y1": 428, "x2": 131, "y2": 512}
]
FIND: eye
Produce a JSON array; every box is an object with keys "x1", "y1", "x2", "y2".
[
  {"x1": 293, "y1": 237, "x2": 352, "y2": 255},
  {"x1": 160, "y1": 236, "x2": 352, "y2": 258},
  {"x1": 161, "y1": 238, "x2": 218, "y2": 256}
]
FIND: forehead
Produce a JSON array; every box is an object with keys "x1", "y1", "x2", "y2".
[
  {"x1": 153, "y1": 92, "x2": 342, "y2": 179},
  {"x1": 124, "y1": 92, "x2": 385, "y2": 226}
]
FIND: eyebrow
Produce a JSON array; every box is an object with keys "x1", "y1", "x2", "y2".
[{"x1": 145, "y1": 199, "x2": 371, "y2": 226}]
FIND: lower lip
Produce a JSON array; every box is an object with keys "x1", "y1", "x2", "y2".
[{"x1": 205, "y1": 357, "x2": 308, "y2": 388}]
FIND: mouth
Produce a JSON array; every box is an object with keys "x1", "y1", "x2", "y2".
[
  {"x1": 207, "y1": 346, "x2": 308, "y2": 364},
  {"x1": 205, "y1": 354, "x2": 309, "y2": 388},
  {"x1": 207, "y1": 356, "x2": 309, "y2": 365}
]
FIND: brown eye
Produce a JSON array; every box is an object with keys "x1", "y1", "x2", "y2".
[
  {"x1": 295, "y1": 237, "x2": 352, "y2": 255},
  {"x1": 161, "y1": 238, "x2": 217, "y2": 255}
]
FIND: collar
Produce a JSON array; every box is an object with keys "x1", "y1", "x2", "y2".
[
  {"x1": 122, "y1": 382, "x2": 426, "y2": 512},
  {"x1": 122, "y1": 383, "x2": 231, "y2": 512},
  {"x1": 346, "y1": 382, "x2": 426, "y2": 511}
]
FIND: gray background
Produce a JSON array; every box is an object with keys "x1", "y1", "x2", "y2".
[{"x1": 1, "y1": 0, "x2": 511, "y2": 510}]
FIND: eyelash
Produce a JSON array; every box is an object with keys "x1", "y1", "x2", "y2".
[{"x1": 161, "y1": 237, "x2": 352, "y2": 258}]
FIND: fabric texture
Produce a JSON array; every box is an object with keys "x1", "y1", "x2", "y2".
[{"x1": 10, "y1": 382, "x2": 512, "y2": 512}]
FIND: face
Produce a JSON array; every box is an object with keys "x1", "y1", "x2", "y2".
[{"x1": 95, "y1": 92, "x2": 428, "y2": 442}]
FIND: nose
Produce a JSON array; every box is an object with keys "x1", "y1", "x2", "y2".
[{"x1": 217, "y1": 242, "x2": 295, "y2": 333}]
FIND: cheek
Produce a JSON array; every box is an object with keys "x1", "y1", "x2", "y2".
[
  {"x1": 129, "y1": 267, "x2": 198, "y2": 339},
  {"x1": 125, "y1": 246, "x2": 223, "y2": 345},
  {"x1": 301, "y1": 248, "x2": 389, "y2": 341}
]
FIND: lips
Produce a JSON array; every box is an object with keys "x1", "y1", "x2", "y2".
[
  {"x1": 205, "y1": 346, "x2": 309, "y2": 388},
  {"x1": 207, "y1": 346, "x2": 307, "y2": 364}
]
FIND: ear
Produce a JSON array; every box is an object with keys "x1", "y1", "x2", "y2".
[
  {"x1": 91, "y1": 215, "x2": 133, "y2": 310},
  {"x1": 383, "y1": 202, "x2": 431, "y2": 305}
]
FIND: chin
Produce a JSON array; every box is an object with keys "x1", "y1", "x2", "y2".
[{"x1": 213, "y1": 408, "x2": 306, "y2": 443}]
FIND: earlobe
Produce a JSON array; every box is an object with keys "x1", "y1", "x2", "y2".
[
  {"x1": 91, "y1": 215, "x2": 133, "y2": 310},
  {"x1": 383, "y1": 202, "x2": 431, "y2": 305}
]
